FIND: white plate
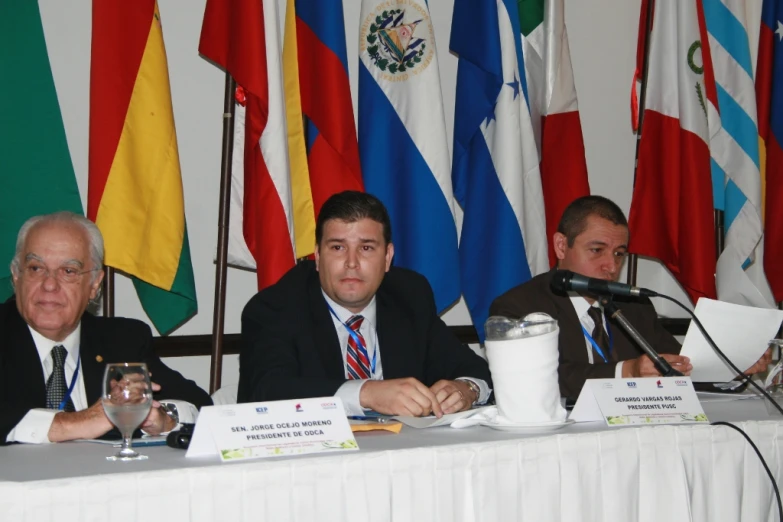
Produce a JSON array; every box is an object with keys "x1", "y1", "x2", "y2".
[{"x1": 479, "y1": 419, "x2": 575, "y2": 432}]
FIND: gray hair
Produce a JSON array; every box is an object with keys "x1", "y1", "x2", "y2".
[{"x1": 10, "y1": 211, "x2": 105, "y2": 283}]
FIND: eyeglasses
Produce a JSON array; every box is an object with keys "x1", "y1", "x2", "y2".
[{"x1": 22, "y1": 263, "x2": 100, "y2": 284}]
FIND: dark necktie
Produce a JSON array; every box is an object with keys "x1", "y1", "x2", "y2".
[
  {"x1": 587, "y1": 306, "x2": 615, "y2": 362},
  {"x1": 345, "y1": 315, "x2": 371, "y2": 379},
  {"x1": 46, "y1": 345, "x2": 75, "y2": 412}
]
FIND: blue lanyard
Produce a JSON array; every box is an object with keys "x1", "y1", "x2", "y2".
[
  {"x1": 59, "y1": 354, "x2": 81, "y2": 411},
  {"x1": 326, "y1": 303, "x2": 378, "y2": 377},
  {"x1": 581, "y1": 322, "x2": 614, "y2": 364}
]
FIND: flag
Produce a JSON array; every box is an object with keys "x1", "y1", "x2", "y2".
[
  {"x1": 758, "y1": 0, "x2": 783, "y2": 303},
  {"x1": 628, "y1": 0, "x2": 717, "y2": 304},
  {"x1": 703, "y1": 0, "x2": 775, "y2": 307},
  {"x1": 88, "y1": 1, "x2": 197, "y2": 334},
  {"x1": 0, "y1": 1, "x2": 83, "y2": 299},
  {"x1": 519, "y1": 0, "x2": 591, "y2": 266},
  {"x1": 358, "y1": 0, "x2": 460, "y2": 312},
  {"x1": 283, "y1": 0, "x2": 363, "y2": 258},
  {"x1": 451, "y1": 0, "x2": 549, "y2": 340},
  {"x1": 200, "y1": 0, "x2": 296, "y2": 289}
]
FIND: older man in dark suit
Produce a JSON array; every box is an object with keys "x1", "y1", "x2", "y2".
[
  {"x1": 0, "y1": 212, "x2": 211, "y2": 445},
  {"x1": 239, "y1": 191, "x2": 492, "y2": 417}
]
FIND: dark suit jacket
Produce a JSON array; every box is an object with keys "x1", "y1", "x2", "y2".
[
  {"x1": 489, "y1": 270, "x2": 681, "y2": 399},
  {"x1": 238, "y1": 261, "x2": 492, "y2": 403},
  {"x1": 0, "y1": 298, "x2": 212, "y2": 445}
]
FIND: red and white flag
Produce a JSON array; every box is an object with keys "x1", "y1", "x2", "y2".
[
  {"x1": 520, "y1": 0, "x2": 591, "y2": 266},
  {"x1": 199, "y1": 0, "x2": 295, "y2": 289},
  {"x1": 628, "y1": 0, "x2": 717, "y2": 303}
]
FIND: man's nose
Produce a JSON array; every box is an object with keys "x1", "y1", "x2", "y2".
[
  {"x1": 41, "y1": 270, "x2": 61, "y2": 290},
  {"x1": 345, "y1": 248, "x2": 359, "y2": 268}
]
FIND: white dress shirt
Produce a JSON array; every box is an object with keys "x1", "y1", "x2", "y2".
[
  {"x1": 6, "y1": 325, "x2": 197, "y2": 444},
  {"x1": 568, "y1": 294, "x2": 624, "y2": 378},
  {"x1": 323, "y1": 292, "x2": 490, "y2": 415}
]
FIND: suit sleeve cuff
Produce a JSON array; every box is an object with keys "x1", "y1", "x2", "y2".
[
  {"x1": 615, "y1": 362, "x2": 624, "y2": 379},
  {"x1": 6, "y1": 409, "x2": 57, "y2": 444},
  {"x1": 335, "y1": 380, "x2": 367, "y2": 416},
  {"x1": 457, "y1": 377, "x2": 491, "y2": 405}
]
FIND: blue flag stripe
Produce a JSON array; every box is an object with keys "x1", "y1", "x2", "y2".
[
  {"x1": 295, "y1": 0, "x2": 350, "y2": 74},
  {"x1": 702, "y1": 0, "x2": 754, "y2": 77},
  {"x1": 715, "y1": 84, "x2": 761, "y2": 167},
  {"x1": 358, "y1": 63, "x2": 460, "y2": 311}
]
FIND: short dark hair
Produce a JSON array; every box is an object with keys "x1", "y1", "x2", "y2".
[
  {"x1": 557, "y1": 195, "x2": 628, "y2": 246},
  {"x1": 316, "y1": 191, "x2": 392, "y2": 246}
]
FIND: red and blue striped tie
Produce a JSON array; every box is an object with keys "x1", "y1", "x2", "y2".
[{"x1": 345, "y1": 315, "x2": 371, "y2": 379}]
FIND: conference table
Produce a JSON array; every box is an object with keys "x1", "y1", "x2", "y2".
[{"x1": 1, "y1": 396, "x2": 781, "y2": 522}]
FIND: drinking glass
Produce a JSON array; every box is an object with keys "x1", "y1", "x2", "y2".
[{"x1": 102, "y1": 363, "x2": 153, "y2": 461}]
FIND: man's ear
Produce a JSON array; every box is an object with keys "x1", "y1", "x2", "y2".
[
  {"x1": 89, "y1": 270, "x2": 105, "y2": 301},
  {"x1": 553, "y1": 232, "x2": 568, "y2": 261},
  {"x1": 384, "y1": 242, "x2": 394, "y2": 272}
]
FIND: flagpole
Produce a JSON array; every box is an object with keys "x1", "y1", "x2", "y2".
[
  {"x1": 627, "y1": 0, "x2": 656, "y2": 287},
  {"x1": 210, "y1": 72, "x2": 238, "y2": 395},
  {"x1": 102, "y1": 266, "x2": 115, "y2": 317}
]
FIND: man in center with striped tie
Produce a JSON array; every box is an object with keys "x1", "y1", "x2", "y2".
[{"x1": 238, "y1": 191, "x2": 492, "y2": 417}]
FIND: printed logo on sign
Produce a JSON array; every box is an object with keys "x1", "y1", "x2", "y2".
[
  {"x1": 675, "y1": 380, "x2": 688, "y2": 386},
  {"x1": 602, "y1": 382, "x2": 614, "y2": 389},
  {"x1": 255, "y1": 407, "x2": 268, "y2": 414},
  {"x1": 321, "y1": 402, "x2": 338, "y2": 410},
  {"x1": 295, "y1": 403, "x2": 304, "y2": 413},
  {"x1": 656, "y1": 380, "x2": 664, "y2": 389},
  {"x1": 627, "y1": 382, "x2": 637, "y2": 388},
  {"x1": 360, "y1": 1, "x2": 435, "y2": 82}
]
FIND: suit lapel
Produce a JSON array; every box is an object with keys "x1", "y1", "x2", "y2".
[
  {"x1": 78, "y1": 314, "x2": 105, "y2": 404},
  {"x1": 375, "y1": 288, "x2": 417, "y2": 380},
  {"x1": 307, "y1": 273, "x2": 345, "y2": 378}
]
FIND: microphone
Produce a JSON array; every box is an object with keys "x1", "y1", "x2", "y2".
[{"x1": 551, "y1": 270, "x2": 658, "y2": 298}]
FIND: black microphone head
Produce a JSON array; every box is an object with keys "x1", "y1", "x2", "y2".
[{"x1": 550, "y1": 270, "x2": 573, "y2": 293}]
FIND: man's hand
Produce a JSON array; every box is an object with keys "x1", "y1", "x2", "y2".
[
  {"x1": 430, "y1": 380, "x2": 477, "y2": 414},
  {"x1": 622, "y1": 354, "x2": 692, "y2": 378},
  {"x1": 47, "y1": 400, "x2": 114, "y2": 442},
  {"x1": 359, "y1": 378, "x2": 444, "y2": 417},
  {"x1": 742, "y1": 348, "x2": 772, "y2": 376}
]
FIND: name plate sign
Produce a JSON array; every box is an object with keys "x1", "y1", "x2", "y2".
[
  {"x1": 570, "y1": 377, "x2": 708, "y2": 426},
  {"x1": 187, "y1": 397, "x2": 358, "y2": 461}
]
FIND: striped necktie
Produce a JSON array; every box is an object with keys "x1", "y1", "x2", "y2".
[
  {"x1": 46, "y1": 345, "x2": 75, "y2": 411},
  {"x1": 345, "y1": 315, "x2": 371, "y2": 379},
  {"x1": 587, "y1": 306, "x2": 615, "y2": 362}
]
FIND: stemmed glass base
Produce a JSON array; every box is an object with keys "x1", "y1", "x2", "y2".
[{"x1": 106, "y1": 448, "x2": 148, "y2": 461}]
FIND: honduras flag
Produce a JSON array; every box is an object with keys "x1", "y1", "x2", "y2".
[
  {"x1": 451, "y1": 0, "x2": 549, "y2": 340},
  {"x1": 359, "y1": 0, "x2": 460, "y2": 312},
  {"x1": 703, "y1": 0, "x2": 775, "y2": 307}
]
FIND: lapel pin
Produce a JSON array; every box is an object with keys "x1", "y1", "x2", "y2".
[{"x1": 95, "y1": 355, "x2": 103, "y2": 363}]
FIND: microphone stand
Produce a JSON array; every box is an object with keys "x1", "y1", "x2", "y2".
[{"x1": 599, "y1": 296, "x2": 683, "y2": 377}]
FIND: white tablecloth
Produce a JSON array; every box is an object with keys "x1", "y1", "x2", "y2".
[{"x1": 1, "y1": 398, "x2": 781, "y2": 522}]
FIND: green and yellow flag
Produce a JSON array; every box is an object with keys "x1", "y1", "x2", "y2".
[{"x1": 88, "y1": 1, "x2": 197, "y2": 334}]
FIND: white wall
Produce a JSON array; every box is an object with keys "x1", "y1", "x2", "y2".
[{"x1": 37, "y1": 0, "x2": 692, "y2": 392}]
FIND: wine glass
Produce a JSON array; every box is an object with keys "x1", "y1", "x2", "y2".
[{"x1": 102, "y1": 362, "x2": 153, "y2": 461}]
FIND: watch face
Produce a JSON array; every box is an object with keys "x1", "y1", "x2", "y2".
[{"x1": 163, "y1": 403, "x2": 179, "y2": 423}]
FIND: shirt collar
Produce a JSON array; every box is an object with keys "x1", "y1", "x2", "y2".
[
  {"x1": 321, "y1": 291, "x2": 378, "y2": 330},
  {"x1": 568, "y1": 292, "x2": 602, "y2": 320},
  {"x1": 28, "y1": 323, "x2": 81, "y2": 366}
]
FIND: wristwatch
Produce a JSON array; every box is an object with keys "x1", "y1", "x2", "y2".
[
  {"x1": 159, "y1": 402, "x2": 180, "y2": 425},
  {"x1": 456, "y1": 379, "x2": 481, "y2": 406}
]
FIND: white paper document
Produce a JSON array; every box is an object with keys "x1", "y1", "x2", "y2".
[
  {"x1": 392, "y1": 406, "x2": 493, "y2": 428},
  {"x1": 680, "y1": 298, "x2": 783, "y2": 382}
]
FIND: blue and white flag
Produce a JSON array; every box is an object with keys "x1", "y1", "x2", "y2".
[
  {"x1": 358, "y1": 0, "x2": 460, "y2": 312},
  {"x1": 451, "y1": 0, "x2": 549, "y2": 340},
  {"x1": 703, "y1": 0, "x2": 775, "y2": 307}
]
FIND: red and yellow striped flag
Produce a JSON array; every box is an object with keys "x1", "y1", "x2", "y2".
[{"x1": 88, "y1": 1, "x2": 197, "y2": 334}]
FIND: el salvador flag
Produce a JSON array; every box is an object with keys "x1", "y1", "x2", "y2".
[
  {"x1": 451, "y1": 0, "x2": 549, "y2": 340},
  {"x1": 359, "y1": 0, "x2": 460, "y2": 312}
]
